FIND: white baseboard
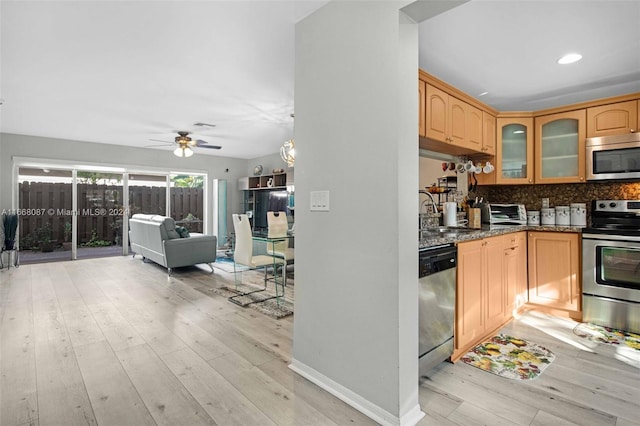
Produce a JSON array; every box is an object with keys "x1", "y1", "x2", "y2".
[{"x1": 289, "y1": 359, "x2": 425, "y2": 426}]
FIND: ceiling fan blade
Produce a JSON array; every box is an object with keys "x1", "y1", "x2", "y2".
[{"x1": 194, "y1": 139, "x2": 222, "y2": 149}]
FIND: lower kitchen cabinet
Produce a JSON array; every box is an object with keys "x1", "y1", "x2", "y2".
[
  {"x1": 504, "y1": 232, "x2": 527, "y2": 318},
  {"x1": 527, "y1": 231, "x2": 581, "y2": 315},
  {"x1": 454, "y1": 232, "x2": 527, "y2": 360},
  {"x1": 484, "y1": 237, "x2": 506, "y2": 333},
  {"x1": 456, "y1": 239, "x2": 486, "y2": 355}
]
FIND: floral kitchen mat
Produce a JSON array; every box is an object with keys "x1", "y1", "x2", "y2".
[
  {"x1": 460, "y1": 334, "x2": 555, "y2": 380},
  {"x1": 573, "y1": 323, "x2": 640, "y2": 351}
]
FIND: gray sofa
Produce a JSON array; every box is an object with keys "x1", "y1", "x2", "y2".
[{"x1": 129, "y1": 214, "x2": 216, "y2": 275}]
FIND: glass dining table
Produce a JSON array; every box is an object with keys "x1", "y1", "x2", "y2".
[{"x1": 227, "y1": 234, "x2": 293, "y2": 307}]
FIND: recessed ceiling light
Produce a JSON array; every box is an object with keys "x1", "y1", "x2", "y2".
[
  {"x1": 478, "y1": 91, "x2": 489, "y2": 97},
  {"x1": 557, "y1": 53, "x2": 582, "y2": 65}
]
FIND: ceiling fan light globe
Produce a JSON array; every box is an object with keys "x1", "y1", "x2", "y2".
[
  {"x1": 174, "y1": 147, "x2": 185, "y2": 157},
  {"x1": 183, "y1": 147, "x2": 194, "y2": 157}
]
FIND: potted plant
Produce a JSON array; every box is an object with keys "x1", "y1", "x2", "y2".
[
  {"x1": 2, "y1": 213, "x2": 18, "y2": 250},
  {"x1": 62, "y1": 221, "x2": 72, "y2": 250},
  {"x1": 36, "y1": 223, "x2": 54, "y2": 252}
]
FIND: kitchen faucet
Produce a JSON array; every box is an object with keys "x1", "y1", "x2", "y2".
[{"x1": 419, "y1": 190, "x2": 439, "y2": 214}]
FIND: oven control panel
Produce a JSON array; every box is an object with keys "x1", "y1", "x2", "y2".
[{"x1": 593, "y1": 199, "x2": 640, "y2": 213}]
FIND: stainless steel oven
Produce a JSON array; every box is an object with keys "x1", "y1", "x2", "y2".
[
  {"x1": 582, "y1": 200, "x2": 640, "y2": 333},
  {"x1": 586, "y1": 133, "x2": 640, "y2": 181}
]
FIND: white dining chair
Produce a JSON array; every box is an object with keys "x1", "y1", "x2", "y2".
[
  {"x1": 231, "y1": 214, "x2": 285, "y2": 303},
  {"x1": 267, "y1": 211, "x2": 294, "y2": 285}
]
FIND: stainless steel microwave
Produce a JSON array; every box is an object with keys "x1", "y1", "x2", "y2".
[{"x1": 586, "y1": 133, "x2": 640, "y2": 180}]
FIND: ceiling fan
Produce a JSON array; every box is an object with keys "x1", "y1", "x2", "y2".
[{"x1": 148, "y1": 131, "x2": 222, "y2": 157}]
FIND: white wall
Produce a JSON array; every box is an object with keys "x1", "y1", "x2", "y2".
[
  {"x1": 0, "y1": 133, "x2": 248, "y2": 234},
  {"x1": 291, "y1": 3, "x2": 422, "y2": 425},
  {"x1": 419, "y1": 156, "x2": 446, "y2": 191}
]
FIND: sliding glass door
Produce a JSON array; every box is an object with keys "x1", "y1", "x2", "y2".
[
  {"x1": 15, "y1": 163, "x2": 209, "y2": 264},
  {"x1": 128, "y1": 173, "x2": 168, "y2": 216},
  {"x1": 17, "y1": 167, "x2": 73, "y2": 264},
  {"x1": 76, "y1": 171, "x2": 124, "y2": 259},
  {"x1": 170, "y1": 174, "x2": 205, "y2": 233}
]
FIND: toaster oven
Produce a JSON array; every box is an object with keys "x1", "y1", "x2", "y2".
[{"x1": 480, "y1": 203, "x2": 527, "y2": 225}]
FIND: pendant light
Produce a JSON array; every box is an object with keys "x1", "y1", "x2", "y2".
[
  {"x1": 280, "y1": 113, "x2": 295, "y2": 167},
  {"x1": 280, "y1": 139, "x2": 295, "y2": 167}
]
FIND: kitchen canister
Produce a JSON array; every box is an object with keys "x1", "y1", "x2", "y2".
[
  {"x1": 555, "y1": 206, "x2": 571, "y2": 226},
  {"x1": 527, "y1": 210, "x2": 540, "y2": 226},
  {"x1": 541, "y1": 207, "x2": 555, "y2": 225},
  {"x1": 570, "y1": 203, "x2": 587, "y2": 227}
]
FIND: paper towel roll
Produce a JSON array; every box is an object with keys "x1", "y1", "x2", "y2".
[{"x1": 443, "y1": 202, "x2": 457, "y2": 227}]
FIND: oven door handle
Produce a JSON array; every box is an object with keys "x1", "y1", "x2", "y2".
[{"x1": 583, "y1": 233, "x2": 640, "y2": 243}]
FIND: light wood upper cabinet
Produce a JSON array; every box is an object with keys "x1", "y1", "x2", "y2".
[
  {"x1": 495, "y1": 117, "x2": 534, "y2": 185},
  {"x1": 466, "y1": 104, "x2": 484, "y2": 152},
  {"x1": 482, "y1": 112, "x2": 496, "y2": 156},
  {"x1": 419, "y1": 79, "x2": 426, "y2": 137},
  {"x1": 535, "y1": 110, "x2": 586, "y2": 184},
  {"x1": 587, "y1": 100, "x2": 638, "y2": 137},
  {"x1": 528, "y1": 231, "x2": 580, "y2": 314},
  {"x1": 449, "y1": 95, "x2": 467, "y2": 146},
  {"x1": 425, "y1": 84, "x2": 449, "y2": 142},
  {"x1": 424, "y1": 83, "x2": 487, "y2": 153}
]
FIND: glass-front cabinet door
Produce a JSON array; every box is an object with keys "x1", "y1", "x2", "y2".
[
  {"x1": 495, "y1": 116, "x2": 534, "y2": 184},
  {"x1": 535, "y1": 110, "x2": 586, "y2": 184}
]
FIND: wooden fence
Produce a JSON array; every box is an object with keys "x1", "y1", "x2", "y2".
[{"x1": 18, "y1": 182, "x2": 203, "y2": 246}]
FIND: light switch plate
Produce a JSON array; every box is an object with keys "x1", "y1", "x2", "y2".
[{"x1": 310, "y1": 190, "x2": 330, "y2": 211}]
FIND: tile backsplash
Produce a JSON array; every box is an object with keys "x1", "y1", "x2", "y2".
[{"x1": 475, "y1": 181, "x2": 640, "y2": 219}]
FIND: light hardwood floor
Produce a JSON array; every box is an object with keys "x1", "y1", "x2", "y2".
[{"x1": 1, "y1": 256, "x2": 639, "y2": 426}]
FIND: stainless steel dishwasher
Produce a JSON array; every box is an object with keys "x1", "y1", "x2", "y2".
[{"x1": 418, "y1": 243, "x2": 456, "y2": 376}]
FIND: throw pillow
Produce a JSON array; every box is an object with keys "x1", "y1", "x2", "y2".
[{"x1": 176, "y1": 226, "x2": 190, "y2": 238}]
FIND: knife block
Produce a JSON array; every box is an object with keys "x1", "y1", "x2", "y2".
[{"x1": 467, "y1": 208, "x2": 481, "y2": 229}]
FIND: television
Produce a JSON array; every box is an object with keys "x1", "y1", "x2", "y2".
[{"x1": 254, "y1": 190, "x2": 288, "y2": 232}]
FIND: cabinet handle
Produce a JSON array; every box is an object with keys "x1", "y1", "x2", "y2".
[
  {"x1": 631, "y1": 129, "x2": 636, "y2": 133},
  {"x1": 580, "y1": 176, "x2": 584, "y2": 181},
  {"x1": 528, "y1": 179, "x2": 533, "y2": 183}
]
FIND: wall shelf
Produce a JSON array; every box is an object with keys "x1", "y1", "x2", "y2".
[{"x1": 248, "y1": 173, "x2": 287, "y2": 189}]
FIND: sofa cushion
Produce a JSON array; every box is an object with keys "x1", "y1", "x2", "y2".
[{"x1": 161, "y1": 217, "x2": 180, "y2": 239}]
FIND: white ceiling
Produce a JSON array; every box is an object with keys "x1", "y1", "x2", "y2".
[
  {"x1": 1, "y1": 1, "x2": 639, "y2": 160},
  {"x1": 0, "y1": 0, "x2": 327, "y2": 159},
  {"x1": 419, "y1": 0, "x2": 640, "y2": 111}
]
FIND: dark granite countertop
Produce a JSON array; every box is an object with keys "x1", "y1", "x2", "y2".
[{"x1": 419, "y1": 225, "x2": 584, "y2": 249}]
